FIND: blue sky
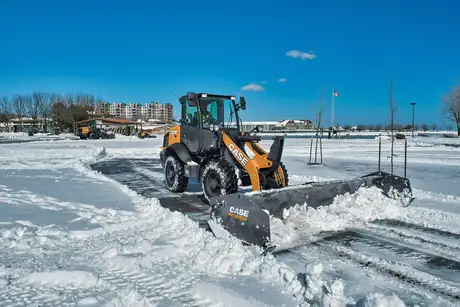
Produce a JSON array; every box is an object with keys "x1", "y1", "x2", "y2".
[{"x1": 1, "y1": 0, "x2": 459, "y2": 127}]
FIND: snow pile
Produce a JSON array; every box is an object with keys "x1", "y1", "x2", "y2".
[
  {"x1": 354, "y1": 292, "x2": 407, "y2": 307},
  {"x1": 270, "y1": 186, "x2": 407, "y2": 248},
  {"x1": 74, "y1": 287, "x2": 151, "y2": 307},
  {"x1": 14, "y1": 270, "x2": 105, "y2": 290},
  {"x1": 0, "y1": 132, "x2": 80, "y2": 141}
]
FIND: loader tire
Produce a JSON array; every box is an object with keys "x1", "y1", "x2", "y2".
[
  {"x1": 200, "y1": 158, "x2": 238, "y2": 200},
  {"x1": 265, "y1": 162, "x2": 289, "y2": 189},
  {"x1": 278, "y1": 162, "x2": 289, "y2": 186},
  {"x1": 164, "y1": 154, "x2": 189, "y2": 192}
]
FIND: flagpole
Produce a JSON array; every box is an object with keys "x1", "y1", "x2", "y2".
[{"x1": 331, "y1": 87, "x2": 334, "y2": 137}]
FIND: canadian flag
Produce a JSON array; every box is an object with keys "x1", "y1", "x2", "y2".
[{"x1": 333, "y1": 90, "x2": 340, "y2": 96}]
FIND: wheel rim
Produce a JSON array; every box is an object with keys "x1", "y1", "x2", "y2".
[
  {"x1": 165, "y1": 163, "x2": 175, "y2": 186},
  {"x1": 204, "y1": 171, "x2": 221, "y2": 197}
]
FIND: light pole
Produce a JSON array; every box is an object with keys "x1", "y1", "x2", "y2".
[{"x1": 410, "y1": 102, "x2": 416, "y2": 138}]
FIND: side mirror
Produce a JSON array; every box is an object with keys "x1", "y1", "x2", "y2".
[
  {"x1": 239, "y1": 97, "x2": 246, "y2": 110},
  {"x1": 187, "y1": 92, "x2": 197, "y2": 107}
]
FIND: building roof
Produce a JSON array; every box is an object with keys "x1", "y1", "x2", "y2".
[
  {"x1": 74, "y1": 118, "x2": 140, "y2": 125},
  {"x1": 229, "y1": 120, "x2": 313, "y2": 126}
]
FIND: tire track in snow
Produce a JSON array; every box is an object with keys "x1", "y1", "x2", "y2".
[
  {"x1": 323, "y1": 230, "x2": 460, "y2": 283},
  {"x1": 372, "y1": 218, "x2": 460, "y2": 239},
  {"x1": 283, "y1": 244, "x2": 457, "y2": 307},
  {"x1": 413, "y1": 188, "x2": 460, "y2": 205},
  {"x1": 0, "y1": 217, "x2": 218, "y2": 306},
  {"x1": 90, "y1": 158, "x2": 210, "y2": 227},
  {"x1": 364, "y1": 223, "x2": 460, "y2": 262},
  {"x1": 303, "y1": 229, "x2": 460, "y2": 304}
]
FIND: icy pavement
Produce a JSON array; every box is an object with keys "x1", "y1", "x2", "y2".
[{"x1": 0, "y1": 134, "x2": 459, "y2": 306}]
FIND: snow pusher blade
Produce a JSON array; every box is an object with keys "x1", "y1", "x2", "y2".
[{"x1": 208, "y1": 171, "x2": 414, "y2": 248}]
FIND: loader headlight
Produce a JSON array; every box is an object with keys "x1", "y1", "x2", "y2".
[{"x1": 212, "y1": 124, "x2": 220, "y2": 132}]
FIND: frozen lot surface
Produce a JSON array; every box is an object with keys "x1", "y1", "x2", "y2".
[{"x1": 0, "y1": 134, "x2": 459, "y2": 306}]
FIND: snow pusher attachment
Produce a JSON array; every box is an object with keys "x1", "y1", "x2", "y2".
[{"x1": 208, "y1": 171, "x2": 414, "y2": 248}]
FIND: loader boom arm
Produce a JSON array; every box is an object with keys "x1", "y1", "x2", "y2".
[
  {"x1": 222, "y1": 132, "x2": 262, "y2": 191},
  {"x1": 222, "y1": 132, "x2": 284, "y2": 192}
]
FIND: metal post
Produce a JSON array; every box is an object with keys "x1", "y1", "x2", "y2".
[
  {"x1": 309, "y1": 137, "x2": 313, "y2": 164},
  {"x1": 404, "y1": 138, "x2": 408, "y2": 178},
  {"x1": 320, "y1": 131, "x2": 323, "y2": 164},
  {"x1": 411, "y1": 102, "x2": 416, "y2": 138},
  {"x1": 331, "y1": 88, "x2": 335, "y2": 138},
  {"x1": 314, "y1": 133, "x2": 319, "y2": 163},
  {"x1": 378, "y1": 137, "x2": 381, "y2": 172}
]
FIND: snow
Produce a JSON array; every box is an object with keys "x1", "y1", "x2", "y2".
[{"x1": 0, "y1": 132, "x2": 459, "y2": 306}]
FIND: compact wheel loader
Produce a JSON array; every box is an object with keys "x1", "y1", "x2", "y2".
[{"x1": 160, "y1": 92, "x2": 415, "y2": 251}]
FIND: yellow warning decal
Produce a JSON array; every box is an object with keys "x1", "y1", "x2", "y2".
[{"x1": 228, "y1": 212, "x2": 248, "y2": 222}]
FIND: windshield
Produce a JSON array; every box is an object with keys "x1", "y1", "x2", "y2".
[{"x1": 199, "y1": 98, "x2": 238, "y2": 129}]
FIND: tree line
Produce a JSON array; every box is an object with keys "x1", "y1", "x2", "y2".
[
  {"x1": 0, "y1": 92, "x2": 106, "y2": 132},
  {"x1": 1, "y1": 82, "x2": 460, "y2": 135},
  {"x1": 316, "y1": 81, "x2": 460, "y2": 136},
  {"x1": 340, "y1": 123, "x2": 439, "y2": 132}
]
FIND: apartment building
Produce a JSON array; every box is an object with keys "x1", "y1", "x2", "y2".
[
  {"x1": 139, "y1": 103, "x2": 173, "y2": 122},
  {"x1": 94, "y1": 102, "x2": 173, "y2": 122}
]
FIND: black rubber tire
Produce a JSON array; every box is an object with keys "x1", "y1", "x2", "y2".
[
  {"x1": 279, "y1": 161, "x2": 289, "y2": 186},
  {"x1": 200, "y1": 158, "x2": 238, "y2": 200},
  {"x1": 263, "y1": 161, "x2": 289, "y2": 189},
  {"x1": 164, "y1": 154, "x2": 189, "y2": 192}
]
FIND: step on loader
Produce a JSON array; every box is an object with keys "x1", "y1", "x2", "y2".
[{"x1": 160, "y1": 92, "x2": 415, "y2": 250}]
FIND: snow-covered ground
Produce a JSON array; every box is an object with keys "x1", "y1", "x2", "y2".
[
  {"x1": 0, "y1": 133, "x2": 459, "y2": 306},
  {"x1": 0, "y1": 132, "x2": 80, "y2": 143}
]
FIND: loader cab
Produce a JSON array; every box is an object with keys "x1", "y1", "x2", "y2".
[
  {"x1": 179, "y1": 92, "x2": 244, "y2": 131},
  {"x1": 177, "y1": 92, "x2": 246, "y2": 156}
]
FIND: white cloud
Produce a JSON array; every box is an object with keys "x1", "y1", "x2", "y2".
[
  {"x1": 286, "y1": 49, "x2": 316, "y2": 60},
  {"x1": 278, "y1": 78, "x2": 287, "y2": 82},
  {"x1": 241, "y1": 83, "x2": 264, "y2": 92}
]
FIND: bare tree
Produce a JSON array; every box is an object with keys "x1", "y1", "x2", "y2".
[
  {"x1": 0, "y1": 96, "x2": 11, "y2": 131},
  {"x1": 309, "y1": 88, "x2": 324, "y2": 165},
  {"x1": 34, "y1": 92, "x2": 51, "y2": 132},
  {"x1": 431, "y1": 123, "x2": 437, "y2": 131},
  {"x1": 64, "y1": 92, "x2": 74, "y2": 107},
  {"x1": 388, "y1": 77, "x2": 397, "y2": 174},
  {"x1": 356, "y1": 124, "x2": 365, "y2": 131},
  {"x1": 22, "y1": 94, "x2": 33, "y2": 118},
  {"x1": 50, "y1": 93, "x2": 64, "y2": 131},
  {"x1": 442, "y1": 83, "x2": 460, "y2": 136},
  {"x1": 30, "y1": 92, "x2": 43, "y2": 129},
  {"x1": 95, "y1": 97, "x2": 109, "y2": 116},
  {"x1": 12, "y1": 95, "x2": 26, "y2": 131},
  {"x1": 421, "y1": 124, "x2": 429, "y2": 132}
]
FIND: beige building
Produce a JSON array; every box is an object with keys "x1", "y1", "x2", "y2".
[
  {"x1": 95, "y1": 102, "x2": 173, "y2": 122},
  {"x1": 140, "y1": 103, "x2": 173, "y2": 122}
]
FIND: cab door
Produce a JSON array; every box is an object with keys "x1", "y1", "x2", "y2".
[{"x1": 180, "y1": 98, "x2": 200, "y2": 154}]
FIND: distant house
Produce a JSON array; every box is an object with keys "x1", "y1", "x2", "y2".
[
  {"x1": 277, "y1": 119, "x2": 314, "y2": 130},
  {"x1": 228, "y1": 119, "x2": 315, "y2": 132}
]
